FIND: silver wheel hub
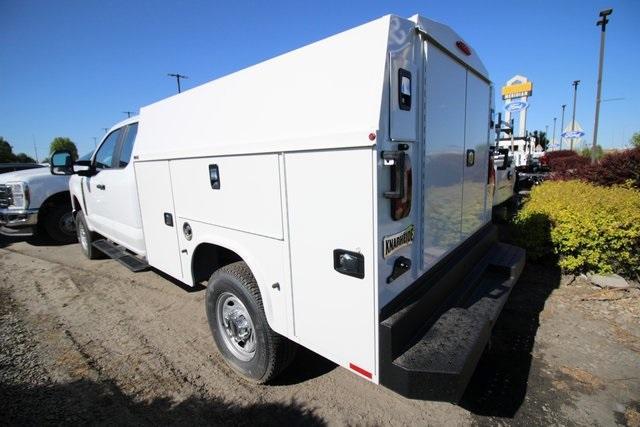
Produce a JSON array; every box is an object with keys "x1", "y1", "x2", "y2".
[
  {"x1": 60, "y1": 212, "x2": 75, "y2": 235},
  {"x1": 216, "y1": 293, "x2": 256, "y2": 361},
  {"x1": 78, "y1": 221, "x2": 89, "y2": 252}
]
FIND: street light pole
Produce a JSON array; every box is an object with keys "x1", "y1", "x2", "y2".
[
  {"x1": 168, "y1": 73, "x2": 188, "y2": 94},
  {"x1": 570, "y1": 80, "x2": 580, "y2": 150},
  {"x1": 560, "y1": 104, "x2": 566, "y2": 150},
  {"x1": 552, "y1": 117, "x2": 557, "y2": 151},
  {"x1": 591, "y1": 8, "x2": 613, "y2": 164}
]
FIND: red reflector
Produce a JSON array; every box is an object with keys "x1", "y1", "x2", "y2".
[
  {"x1": 368, "y1": 132, "x2": 376, "y2": 141},
  {"x1": 456, "y1": 40, "x2": 471, "y2": 56},
  {"x1": 349, "y1": 363, "x2": 372, "y2": 379}
]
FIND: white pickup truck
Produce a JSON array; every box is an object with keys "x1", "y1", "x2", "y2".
[
  {"x1": 51, "y1": 14, "x2": 525, "y2": 402},
  {"x1": 0, "y1": 165, "x2": 77, "y2": 242}
]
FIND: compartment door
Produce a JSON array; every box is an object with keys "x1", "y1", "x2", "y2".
[
  {"x1": 285, "y1": 148, "x2": 376, "y2": 376},
  {"x1": 134, "y1": 160, "x2": 183, "y2": 280},
  {"x1": 422, "y1": 43, "x2": 467, "y2": 270},
  {"x1": 461, "y1": 73, "x2": 491, "y2": 238}
]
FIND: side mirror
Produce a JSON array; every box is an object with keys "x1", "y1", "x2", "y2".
[
  {"x1": 73, "y1": 159, "x2": 97, "y2": 177},
  {"x1": 50, "y1": 150, "x2": 75, "y2": 175},
  {"x1": 496, "y1": 149, "x2": 512, "y2": 170}
]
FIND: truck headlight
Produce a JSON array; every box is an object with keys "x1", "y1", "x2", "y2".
[{"x1": 7, "y1": 182, "x2": 29, "y2": 210}]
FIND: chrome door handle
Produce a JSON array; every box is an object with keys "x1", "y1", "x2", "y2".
[{"x1": 96, "y1": 184, "x2": 106, "y2": 190}]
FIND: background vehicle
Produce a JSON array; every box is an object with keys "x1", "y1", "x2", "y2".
[
  {"x1": 0, "y1": 154, "x2": 91, "y2": 242},
  {"x1": 52, "y1": 14, "x2": 524, "y2": 402}
]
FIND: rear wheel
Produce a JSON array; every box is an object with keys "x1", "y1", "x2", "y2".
[
  {"x1": 205, "y1": 261, "x2": 296, "y2": 383},
  {"x1": 75, "y1": 211, "x2": 102, "y2": 259},
  {"x1": 44, "y1": 204, "x2": 76, "y2": 243}
]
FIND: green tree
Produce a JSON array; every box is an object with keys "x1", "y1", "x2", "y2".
[
  {"x1": 15, "y1": 153, "x2": 36, "y2": 163},
  {"x1": 0, "y1": 137, "x2": 17, "y2": 163},
  {"x1": 580, "y1": 145, "x2": 604, "y2": 160},
  {"x1": 630, "y1": 132, "x2": 640, "y2": 148},
  {"x1": 531, "y1": 130, "x2": 550, "y2": 151},
  {"x1": 49, "y1": 137, "x2": 78, "y2": 160}
]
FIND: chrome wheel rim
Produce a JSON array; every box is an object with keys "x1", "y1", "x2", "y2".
[
  {"x1": 78, "y1": 220, "x2": 89, "y2": 253},
  {"x1": 216, "y1": 292, "x2": 256, "y2": 361},
  {"x1": 60, "y1": 212, "x2": 75, "y2": 236}
]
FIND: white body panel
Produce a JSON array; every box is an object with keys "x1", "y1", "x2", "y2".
[
  {"x1": 285, "y1": 148, "x2": 377, "y2": 376},
  {"x1": 422, "y1": 43, "x2": 467, "y2": 270},
  {"x1": 169, "y1": 155, "x2": 283, "y2": 240},
  {"x1": 134, "y1": 161, "x2": 182, "y2": 278},
  {"x1": 66, "y1": 14, "x2": 492, "y2": 384},
  {"x1": 84, "y1": 165, "x2": 144, "y2": 254}
]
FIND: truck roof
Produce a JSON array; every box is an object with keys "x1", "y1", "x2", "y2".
[{"x1": 133, "y1": 14, "x2": 488, "y2": 161}]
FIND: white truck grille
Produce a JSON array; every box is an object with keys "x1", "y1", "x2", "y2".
[{"x1": 0, "y1": 184, "x2": 11, "y2": 208}]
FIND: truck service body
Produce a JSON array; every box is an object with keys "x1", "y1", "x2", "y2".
[{"x1": 54, "y1": 14, "x2": 525, "y2": 401}]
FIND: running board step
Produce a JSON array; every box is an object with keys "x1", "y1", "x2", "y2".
[{"x1": 92, "y1": 239, "x2": 149, "y2": 272}]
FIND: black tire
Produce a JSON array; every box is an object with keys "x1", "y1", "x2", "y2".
[
  {"x1": 75, "y1": 211, "x2": 103, "y2": 259},
  {"x1": 205, "y1": 261, "x2": 296, "y2": 383},
  {"x1": 44, "y1": 204, "x2": 77, "y2": 244}
]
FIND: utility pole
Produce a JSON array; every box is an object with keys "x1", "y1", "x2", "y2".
[
  {"x1": 570, "y1": 80, "x2": 580, "y2": 150},
  {"x1": 552, "y1": 117, "x2": 557, "y2": 151},
  {"x1": 591, "y1": 8, "x2": 613, "y2": 164},
  {"x1": 32, "y1": 135, "x2": 39, "y2": 163},
  {"x1": 168, "y1": 73, "x2": 188, "y2": 94},
  {"x1": 102, "y1": 128, "x2": 109, "y2": 134},
  {"x1": 545, "y1": 125, "x2": 549, "y2": 149},
  {"x1": 123, "y1": 111, "x2": 134, "y2": 118},
  {"x1": 92, "y1": 137, "x2": 98, "y2": 148},
  {"x1": 560, "y1": 104, "x2": 566, "y2": 150}
]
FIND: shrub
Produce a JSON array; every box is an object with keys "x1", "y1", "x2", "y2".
[
  {"x1": 545, "y1": 150, "x2": 579, "y2": 162},
  {"x1": 548, "y1": 147, "x2": 640, "y2": 189},
  {"x1": 577, "y1": 147, "x2": 640, "y2": 188},
  {"x1": 512, "y1": 180, "x2": 640, "y2": 278},
  {"x1": 548, "y1": 154, "x2": 590, "y2": 174}
]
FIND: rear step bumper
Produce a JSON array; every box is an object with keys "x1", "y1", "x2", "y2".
[{"x1": 379, "y1": 225, "x2": 525, "y2": 402}]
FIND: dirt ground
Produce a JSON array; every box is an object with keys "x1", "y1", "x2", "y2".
[{"x1": 0, "y1": 236, "x2": 638, "y2": 426}]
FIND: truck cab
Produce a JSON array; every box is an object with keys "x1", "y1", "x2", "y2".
[{"x1": 64, "y1": 118, "x2": 144, "y2": 254}]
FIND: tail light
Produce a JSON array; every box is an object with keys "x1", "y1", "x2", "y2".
[
  {"x1": 382, "y1": 151, "x2": 412, "y2": 220},
  {"x1": 488, "y1": 154, "x2": 496, "y2": 196}
]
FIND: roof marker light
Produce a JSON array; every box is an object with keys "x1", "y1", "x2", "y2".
[{"x1": 456, "y1": 40, "x2": 471, "y2": 56}]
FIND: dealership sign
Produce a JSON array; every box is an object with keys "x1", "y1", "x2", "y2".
[
  {"x1": 505, "y1": 101, "x2": 528, "y2": 113},
  {"x1": 501, "y1": 81, "x2": 533, "y2": 100},
  {"x1": 561, "y1": 130, "x2": 585, "y2": 139}
]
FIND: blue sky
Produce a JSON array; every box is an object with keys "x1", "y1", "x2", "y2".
[{"x1": 1, "y1": 0, "x2": 638, "y2": 159}]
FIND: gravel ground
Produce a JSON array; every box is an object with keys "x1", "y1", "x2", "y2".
[{"x1": 0, "y1": 236, "x2": 638, "y2": 426}]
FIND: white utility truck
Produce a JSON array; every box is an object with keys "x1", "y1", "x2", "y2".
[{"x1": 51, "y1": 14, "x2": 525, "y2": 402}]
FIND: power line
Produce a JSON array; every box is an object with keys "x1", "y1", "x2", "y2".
[{"x1": 168, "y1": 73, "x2": 188, "y2": 94}]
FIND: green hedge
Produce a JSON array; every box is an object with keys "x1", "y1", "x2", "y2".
[{"x1": 512, "y1": 181, "x2": 640, "y2": 278}]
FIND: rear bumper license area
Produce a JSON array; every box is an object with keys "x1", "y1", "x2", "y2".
[{"x1": 379, "y1": 225, "x2": 525, "y2": 402}]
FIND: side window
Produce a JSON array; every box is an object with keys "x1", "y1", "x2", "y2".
[
  {"x1": 94, "y1": 129, "x2": 122, "y2": 169},
  {"x1": 118, "y1": 123, "x2": 138, "y2": 168}
]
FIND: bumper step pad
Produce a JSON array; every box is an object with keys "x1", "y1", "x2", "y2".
[
  {"x1": 92, "y1": 239, "x2": 149, "y2": 272},
  {"x1": 379, "y1": 226, "x2": 525, "y2": 402}
]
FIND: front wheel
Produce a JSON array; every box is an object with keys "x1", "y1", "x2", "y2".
[
  {"x1": 75, "y1": 211, "x2": 102, "y2": 259},
  {"x1": 44, "y1": 204, "x2": 77, "y2": 243},
  {"x1": 205, "y1": 261, "x2": 296, "y2": 383}
]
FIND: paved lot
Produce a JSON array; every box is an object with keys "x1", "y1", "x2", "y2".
[{"x1": 1, "y1": 236, "x2": 638, "y2": 426}]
